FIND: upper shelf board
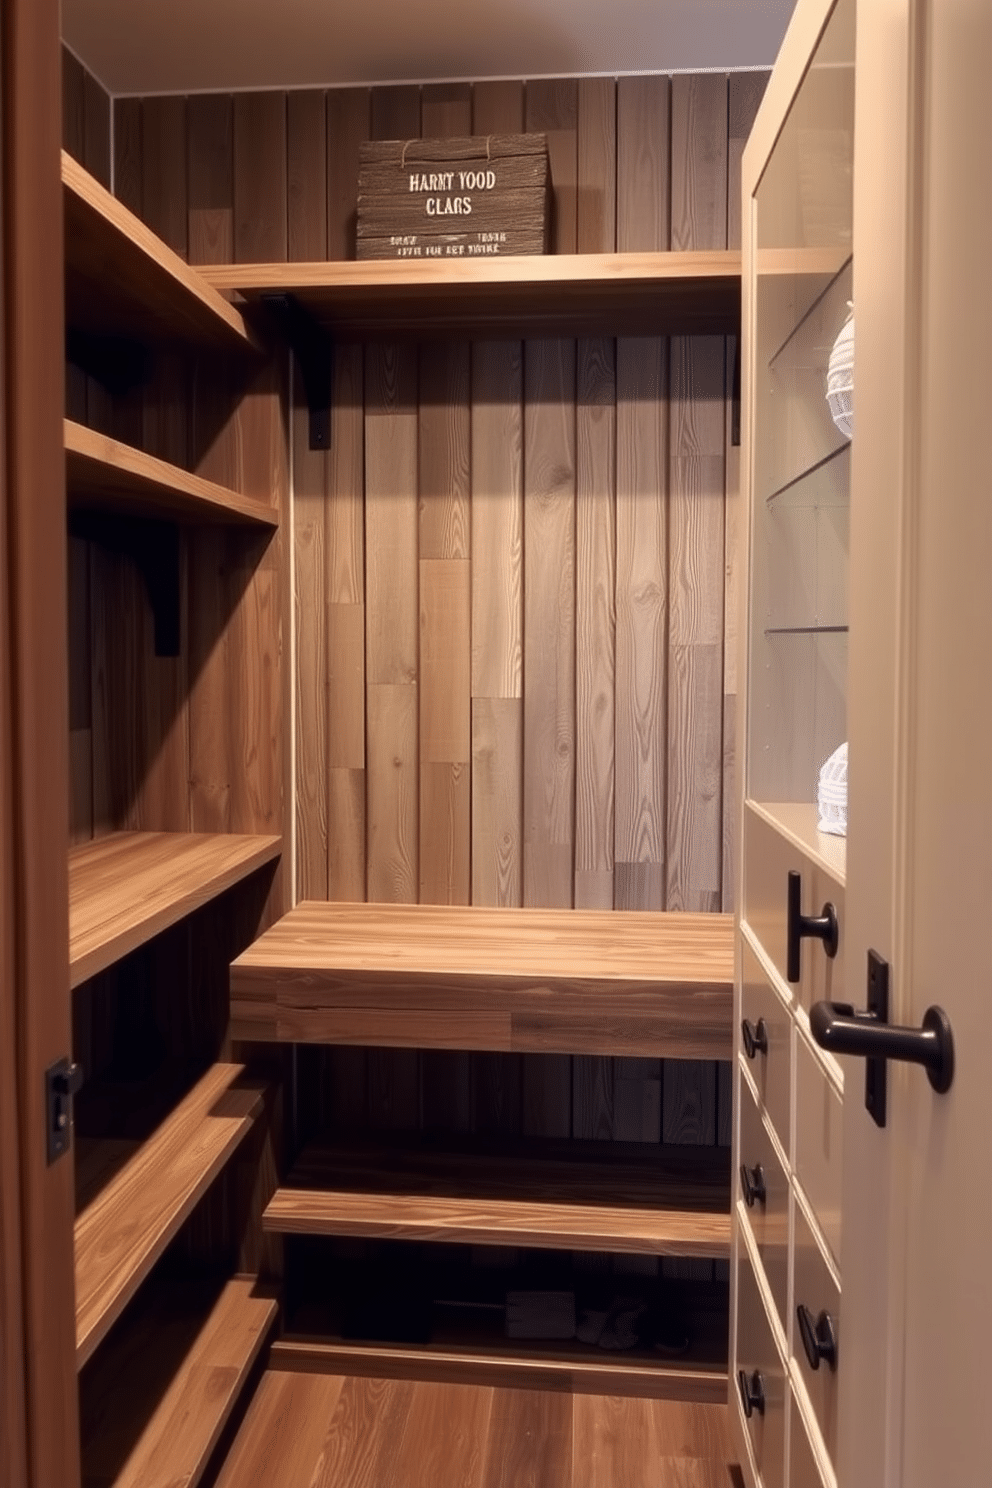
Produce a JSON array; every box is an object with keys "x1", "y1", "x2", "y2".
[
  {"x1": 62, "y1": 152, "x2": 258, "y2": 352},
  {"x1": 198, "y1": 251, "x2": 741, "y2": 340},
  {"x1": 230, "y1": 901, "x2": 734, "y2": 1059},
  {"x1": 70, "y1": 831, "x2": 282, "y2": 989},
  {"x1": 65, "y1": 419, "x2": 279, "y2": 528}
]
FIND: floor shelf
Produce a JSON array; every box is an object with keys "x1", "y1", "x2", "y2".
[
  {"x1": 65, "y1": 419, "x2": 279, "y2": 528},
  {"x1": 265, "y1": 1135, "x2": 730, "y2": 1259},
  {"x1": 70, "y1": 831, "x2": 282, "y2": 989},
  {"x1": 63, "y1": 150, "x2": 256, "y2": 351},
  {"x1": 230, "y1": 902, "x2": 734, "y2": 1058},
  {"x1": 79, "y1": 1272, "x2": 278, "y2": 1488},
  {"x1": 74, "y1": 1062, "x2": 266, "y2": 1366}
]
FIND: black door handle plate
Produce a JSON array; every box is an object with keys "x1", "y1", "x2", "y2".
[
  {"x1": 737, "y1": 1367, "x2": 765, "y2": 1418},
  {"x1": 796, "y1": 1304, "x2": 838, "y2": 1372},
  {"x1": 787, "y1": 870, "x2": 839, "y2": 983}
]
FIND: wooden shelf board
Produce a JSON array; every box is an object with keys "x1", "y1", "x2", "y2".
[
  {"x1": 746, "y1": 801, "x2": 847, "y2": 887},
  {"x1": 80, "y1": 1273, "x2": 277, "y2": 1488},
  {"x1": 199, "y1": 251, "x2": 741, "y2": 339},
  {"x1": 265, "y1": 1136, "x2": 730, "y2": 1259},
  {"x1": 270, "y1": 1337, "x2": 728, "y2": 1404},
  {"x1": 75, "y1": 1063, "x2": 266, "y2": 1368},
  {"x1": 70, "y1": 831, "x2": 282, "y2": 989},
  {"x1": 230, "y1": 902, "x2": 734, "y2": 1059},
  {"x1": 65, "y1": 419, "x2": 279, "y2": 528},
  {"x1": 63, "y1": 151, "x2": 257, "y2": 351}
]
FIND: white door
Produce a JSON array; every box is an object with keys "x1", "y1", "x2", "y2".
[{"x1": 839, "y1": 2, "x2": 991, "y2": 1484}]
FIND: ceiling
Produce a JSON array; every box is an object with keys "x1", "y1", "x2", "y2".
[{"x1": 62, "y1": 0, "x2": 797, "y2": 97}]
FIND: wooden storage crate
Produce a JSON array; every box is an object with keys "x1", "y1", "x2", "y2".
[{"x1": 357, "y1": 133, "x2": 550, "y2": 260}]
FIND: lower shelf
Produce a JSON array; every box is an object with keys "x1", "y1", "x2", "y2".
[
  {"x1": 79, "y1": 1271, "x2": 277, "y2": 1488},
  {"x1": 74, "y1": 1062, "x2": 267, "y2": 1366}
]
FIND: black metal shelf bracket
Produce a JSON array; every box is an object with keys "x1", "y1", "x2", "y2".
[
  {"x1": 261, "y1": 292, "x2": 333, "y2": 451},
  {"x1": 46, "y1": 1058, "x2": 84, "y2": 1164}
]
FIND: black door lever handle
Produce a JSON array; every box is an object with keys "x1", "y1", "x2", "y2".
[
  {"x1": 809, "y1": 949, "x2": 953, "y2": 1130},
  {"x1": 787, "y1": 870, "x2": 839, "y2": 982},
  {"x1": 810, "y1": 1000, "x2": 954, "y2": 1093}
]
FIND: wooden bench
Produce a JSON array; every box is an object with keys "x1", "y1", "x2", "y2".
[{"x1": 229, "y1": 902, "x2": 734, "y2": 1060}]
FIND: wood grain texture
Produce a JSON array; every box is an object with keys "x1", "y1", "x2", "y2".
[
  {"x1": 229, "y1": 901, "x2": 733, "y2": 1059},
  {"x1": 61, "y1": 47, "x2": 111, "y2": 187},
  {"x1": 234, "y1": 94, "x2": 287, "y2": 263},
  {"x1": 577, "y1": 78, "x2": 616, "y2": 254},
  {"x1": 79, "y1": 1274, "x2": 277, "y2": 1488},
  {"x1": 188, "y1": 95, "x2": 234, "y2": 266},
  {"x1": 615, "y1": 338, "x2": 668, "y2": 909},
  {"x1": 471, "y1": 697, "x2": 522, "y2": 909},
  {"x1": 471, "y1": 341, "x2": 523, "y2": 702},
  {"x1": 728, "y1": 72, "x2": 770, "y2": 253},
  {"x1": 63, "y1": 152, "x2": 253, "y2": 349},
  {"x1": 213, "y1": 1368, "x2": 345, "y2": 1488},
  {"x1": 671, "y1": 75, "x2": 729, "y2": 253},
  {"x1": 65, "y1": 418, "x2": 279, "y2": 526},
  {"x1": 526, "y1": 80, "x2": 577, "y2": 254},
  {"x1": 309, "y1": 1376, "x2": 416, "y2": 1488},
  {"x1": 326, "y1": 88, "x2": 371, "y2": 260},
  {"x1": 69, "y1": 830, "x2": 281, "y2": 987},
  {"x1": 617, "y1": 77, "x2": 671, "y2": 253},
  {"x1": 264, "y1": 1136, "x2": 730, "y2": 1257},
  {"x1": 288, "y1": 91, "x2": 327, "y2": 262},
  {"x1": 74, "y1": 1063, "x2": 265, "y2": 1366},
  {"x1": 523, "y1": 339, "x2": 576, "y2": 911},
  {"x1": 572, "y1": 1395, "x2": 735, "y2": 1486}
]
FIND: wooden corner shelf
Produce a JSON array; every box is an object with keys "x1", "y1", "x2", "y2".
[
  {"x1": 79, "y1": 1272, "x2": 277, "y2": 1488},
  {"x1": 198, "y1": 251, "x2": 741, "y2": 340},
  {"x1": 62, "y1": 151, "x2": 258, "y2": 351},
  {"x1": 69, "y1": 832, "x2": 282, "y2": 989},
  {"x1": 264, "y1": 1136, "x2": 730, "y2": 1260},
  {"x1": 65, "y1": 419, "x2": 280, "y2": 528},
  {"x1": 74, "y1": 1062, "x2": 266, "y2": 1367},
  {"x1": 229, "y1": 902, "x2": 734, "y2": 1059}
]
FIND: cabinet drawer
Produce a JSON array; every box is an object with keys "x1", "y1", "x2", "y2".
[
  {"x1": 794, "y1": 1202, "x2": 840, "y2": 1469},
  {"x1": 740, "y1": 941, "x2": 792, "y2": 1148},
  {"x1": 739, "y1": 1072, "x2": 790, "y2": 1326},
  {"x1": 795, "y1": 1035, "x2": 843, "y2": 1267},
  {"x1": 743, "y1": 804, "x2": 846, "y2": 1015},
  {"x1": 735, "y1": 1243, "x2": 787, "y2": 1488},
  {"x1": 790, "y1": 1394, "x2": 829, "y2": 1488}
]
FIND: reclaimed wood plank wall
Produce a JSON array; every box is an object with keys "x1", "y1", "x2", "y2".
[{"x1": 62, "y1": 56, "x2": 768, "y2": 1264}]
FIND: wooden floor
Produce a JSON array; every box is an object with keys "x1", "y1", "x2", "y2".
[{"x1": 216, "y1": 1371, "x2": 742, "y2": 1488}]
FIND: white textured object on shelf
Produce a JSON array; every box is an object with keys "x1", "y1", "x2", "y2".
[
  {"x1": 817, "y1": 741, "x2": 848, "y2": 836},
  {"x1": 826, "y1": 307, "x2": 854, "y2": 438}
]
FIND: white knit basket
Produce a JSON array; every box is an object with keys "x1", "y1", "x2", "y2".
[
  {"x1": 826, "y1": 309, "x2": 854, "y2": 439},
  {"x1": 817, "y1": 741, "x2": 848, "y2": 836}
]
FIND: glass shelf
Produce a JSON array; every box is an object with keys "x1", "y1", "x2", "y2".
[
  {"x1": 766, "y1": 441, "x2": 850, "y2": 509},
  {"x1": 768, "y1": 254, "x2": 853, "y2": 371},
  {"x1": 765, "y1": 625, "x2": 848, "y2": 636}
]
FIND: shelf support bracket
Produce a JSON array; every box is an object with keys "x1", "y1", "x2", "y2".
[
  {"x1": 69, "y1": 512, "x2": 181, "y2": 657},
  {"x1": 261, "y1": 292, "x2": 333, "y2": 450}
]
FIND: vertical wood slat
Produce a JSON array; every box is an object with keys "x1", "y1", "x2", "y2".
[
  {"x1": 326, "y1": 88, "x2": 371, "y2": 261},
  {"x1": 289, "y1": 92, "x2": 329, "y2": 903},
  {"x1": 525, "y1": 80, "x2": 578, "y2": 255}
]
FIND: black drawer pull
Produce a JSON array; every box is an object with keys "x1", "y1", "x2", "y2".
[
  {"x1": 740, "y1": 1163, "x2": 766, "y2": 1208},
  {"x1": 797, "y1": 1304, "x2": 838, "y2": 1372},
  {"x1": 742, "y1": 1017, "x2": 768, "y2": 1059},
  {"x1": 787, "y1": 869, "x2": 839, "y2": 983},
  {"x1": 737, "y1": 1367, "x2": 766, "y2": 1418}
]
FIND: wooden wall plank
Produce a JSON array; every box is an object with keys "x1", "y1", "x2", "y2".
[
  {"x1": 290, "y1": 91, "x2": 329, "y2": 903},
  {"x1": 234, "y1": 93, "x2": 288, "y2": 262},
  {"x1": 614, "y1": 338, "x2": 668, "y2": 911},
  {"x1": 82, "y1": 71, "x2": 112, "y2": 189},
  {"x1": 371, "y1": 84, "x2": 421, "y2": 144},
  {"x1": 671, "y1": 74, "x2": 729, "y2": 253},
  {"x1": 472, "y1": 81, "x2": 524, "y2": 136},
  {"x1": 62, "y1": 48, "x2": 85, "y2": 161},
  {"x1": 188, "y1": 95, "x2": 234, "y2": 266},
  {"x1": 577, "y1": 78, "x2": 616, "y2": 254},
  {"x1": 471, "y1": 697, "x2": 522, "y2": 909},
  {"x1": 617, "y1": 77, "x2": 670, "y2": 253},
  {"x1": 525, "y1": 80, "x2": 578, "y2": 254},
  {"x1": 326, "y1": 88, "x2": 371, "y2": 260},
  {"x1": 728, "y1": 71, "x2": 770, "y2": 253}
]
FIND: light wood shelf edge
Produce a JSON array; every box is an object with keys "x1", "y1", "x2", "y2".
[
  {"x1": 270, "y1": 1338, "x2": 729, "y2": 1404},
  {"x1": 62, "y1": 150, "x2": 257, "y2": 350},
  {"x1": 745, "y1": 800, "x2": 847, "y2": 886},
  {"x1": 74, "y1": 1063, "x2": 266, "y2": 1368},
  {"x1": 80, "y1": 1275, "x2": 278, "y2": 1488},
  {"x1": 69, "y1": 832, "x2": 282, "y2": 990},
  {"x1": 65, "y1": 419, "x2": 279, "y2": 528}
]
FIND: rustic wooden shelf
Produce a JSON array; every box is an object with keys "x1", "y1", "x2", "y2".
[
  {"x1": 264, "y1": 1136, "x2": 730, "y2": 1259},
  {"x1": 199, "y1": 251, "x2": 741, "y2": 339},
  {"x1": 70, "y1": 831, "x2": 282, "y2": 989},
  {"x1": 269, "y1": 1331, "x2": 727, "y2": 1405},
  {"x1": 74, "y1": 1062, "x2": 266, "y2": 1367},
  {"x1": 230, "y1": 902, "x2": 734, "y2": 1058},
  {"x1": 65, "y1": 420, "x2": 280, "y2": 528},
  {"x1": 63, "y1": 151, "x2": 257, "y2": 351},
  {"x1": 79, "y1": 1273, "x2": 277, "y2": 1488}
]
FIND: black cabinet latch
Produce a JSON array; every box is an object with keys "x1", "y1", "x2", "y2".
[{"x1": 45, "y1": 1058, "x2": 84, "y2": 1164}]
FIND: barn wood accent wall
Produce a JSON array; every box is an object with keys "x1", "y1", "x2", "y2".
[{"x1": 61, "y1": 58, "x2": 768, "y2": 1280}]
